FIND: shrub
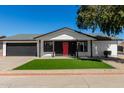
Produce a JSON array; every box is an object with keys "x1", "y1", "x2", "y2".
[{"x1": 104, "y1": 51, "x2": 112, "y2": 58}]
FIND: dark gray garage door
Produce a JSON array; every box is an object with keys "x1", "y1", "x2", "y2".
[{"x1": 6, "y1": 43, "x2": 37, "y2": 56}]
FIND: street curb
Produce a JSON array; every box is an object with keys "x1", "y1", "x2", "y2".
[{"x1": 0, "y1": 72, "x2": 124, "y2": 76}]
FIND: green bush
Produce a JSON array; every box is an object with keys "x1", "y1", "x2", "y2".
[{"x1": 104, "y1": 51, "x2": 111, "y2": 58}]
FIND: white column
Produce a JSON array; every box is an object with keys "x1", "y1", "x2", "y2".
[
  {"x1": 40, "y1": 40, "x2": 43, "y2": 57},
  {"x1": 3, "y1": 42, "x2": 6, "y2": 56}
]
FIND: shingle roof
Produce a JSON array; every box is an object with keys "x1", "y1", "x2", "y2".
[
  {"x1": 1, "y1": 34, "x2": 41, "y2": 40},
  {"x1": 0, "y1": 27, "x2": 121, "y2": 41},
  {"x1": 75, "y1": 30, "x2": 120, "y2": 40},
  {"x1": 94, "y1": 35, "x2": 120, "y2": 40},
  {"x1": 0, "y1": 36, "x2": 6, "y2": 39},
  {"x1": 34, "y1": 27, "x2": 97, "y2": 39}
]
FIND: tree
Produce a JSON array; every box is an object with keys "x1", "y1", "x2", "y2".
[{"x1": 77, "y1": 5, "x2": 124, "y2": 36}]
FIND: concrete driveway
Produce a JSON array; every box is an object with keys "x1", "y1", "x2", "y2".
[
  {"x1": 103, "y1": 56, "x2": 124, "y2": 70},
  {"x1": 0, "y1": 56, "x2": 34, "y2": 71},
  {"x1": 0, "y1": 56, "x2": 124, "y2": 88}
]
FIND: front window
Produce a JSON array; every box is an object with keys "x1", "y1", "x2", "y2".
[
  {"x1": 78, "y1": 41, "x2": 88, "y2": 52},
  {"x1": 44, "y1": 41, "x2": 53, "y2": 52}
]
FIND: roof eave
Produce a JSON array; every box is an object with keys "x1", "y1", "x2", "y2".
[
  {"x1": 0, "y1": 39, "x2": 37, "y2": 41},
  {"x1": 34, "y1": 27, "x2": 97, "y2": 40}
]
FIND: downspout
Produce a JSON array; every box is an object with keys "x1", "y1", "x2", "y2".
[
  {"x1": 39, "y1": 40, "x2": 41, "y2": 57},
  {"x1": 76, "y1": 39, "x2": 79, "y2": 58},
  {"x1": 90, "y1": 40, "x2": 93, "y2": 58},
  {"x1": 52, "y1": 41, "x2": 55, "y2": 57}
]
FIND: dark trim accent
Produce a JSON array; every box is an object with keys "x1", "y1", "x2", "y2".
[
  {"x1": 34, "y1": 27, "x2": 96, "y2": 39},
  {"x1": 39, "y1": 40, "x2": 41, "y2": 57},
  {"x1": 0, "y1": 40, "x2": 37, "y2": 41},
  {"x1": 76, "y1": 40, "x2": 79, "y2": 58},
  {"x1": 52, "y1": 41, "x2": 55, "y2": 57},
  {"x1": 1, "y1": 27, "x2": 121, "y2": 41},
  {"x1": 34, "y1": 28, "x2": 66, "y2": 39},
  {"x1": 63, "y1": 28, "x2": 96, "y2": 39},
  {"x1": 94, "y1": 39, "x2": 120, "y2": 41},
  {"x1": 33, "y1": 27, "x2": 122, "y2": 41},
  {"x1": 6, "y1": 43, "x2": 36, "y2": 46},
  {"x1": 90, "y1": 40, "x2": 93, "y2": 57}
]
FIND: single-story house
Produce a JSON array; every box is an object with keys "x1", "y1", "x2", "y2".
[
  {"x1": 0, "y1": 27, "x2": 119, "y2": 57},
  {"x1": 0, "y1": 36, "x2": 6, "y2": 56},
  {"x1": 118, "y1": 42, "x2": 124, "y2": 53}
]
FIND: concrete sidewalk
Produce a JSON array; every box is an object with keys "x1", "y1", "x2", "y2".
[
  {"x1": 0, "y1": 57, "x2": 124, "y2": 87},
  {"x1": 0, "y1": 74, "x2": 124, "y2": 88}
]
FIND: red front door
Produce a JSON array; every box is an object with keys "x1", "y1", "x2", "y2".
[{"x1": 63, "y1": 42, "x2": 69, "y2": 56}]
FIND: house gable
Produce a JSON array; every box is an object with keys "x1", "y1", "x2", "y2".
[
  {"x1": 50, "y1": 34, "x2": 75, "y2": 40},
  {"x1": 35, "y1": 27, "x2": 96, "y2": 40}
]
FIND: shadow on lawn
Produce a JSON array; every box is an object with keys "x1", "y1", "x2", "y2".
[
  {"x1": 75, "y1": 57, "x2": 102, "y2": 62},
  {"x1": 103, "y1": 57, "x2": 124, "y2": 63},
  {"x1": 80, "y1": 58, "x2": 102, "y2": 62},
  {"x1": 77, "y1": 56, "x2": 124, "y2": 63}
]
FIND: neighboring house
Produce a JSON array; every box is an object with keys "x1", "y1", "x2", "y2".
[
  {"x1": 0, "y1": 27, "x2": 119, "y2": 57},
  {"x1": 118, "y1": 42, "x2": 124, "y2": 53},
  {"x1": 0, "y1": 36, "x2": 6, "y2": 56}
]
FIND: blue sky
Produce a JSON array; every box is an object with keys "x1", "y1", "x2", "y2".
[{"x1": 0, "y1": 5, "x2": 123, "y2": 39}]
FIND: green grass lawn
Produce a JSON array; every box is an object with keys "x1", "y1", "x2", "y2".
[{"x1": 14, "y1": 59, "x2": 113, "y2": 70}]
